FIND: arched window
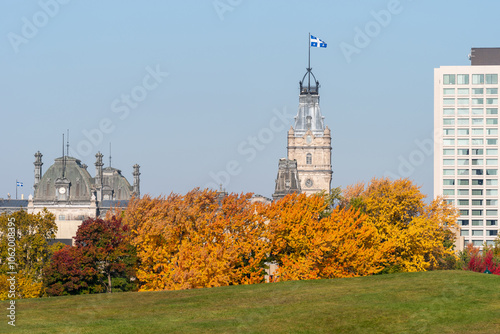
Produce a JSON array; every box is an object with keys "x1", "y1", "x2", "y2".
[{"x1": 306, "y1": 153, "x2": 312, "y2": 165}]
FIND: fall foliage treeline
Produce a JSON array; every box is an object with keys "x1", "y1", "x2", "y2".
[{"x1": 1, "y1": 178, "x2": 484, "y2": 298}]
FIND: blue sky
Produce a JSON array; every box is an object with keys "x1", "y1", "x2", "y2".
[{"x1": 0, "y1": 0, "x2": 498, "y2": 199}]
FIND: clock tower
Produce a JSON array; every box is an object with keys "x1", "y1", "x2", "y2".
[{"x1": 287, "y1": 68, "x2": 332, "y2": 195}]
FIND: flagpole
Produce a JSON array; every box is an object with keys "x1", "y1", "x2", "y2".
[
  {"x1": 308, "y1": 32, "x2": 311, "y2": 90},
  {"x1": 16, "y1": 179, "x2": 17, "y2": 200}
]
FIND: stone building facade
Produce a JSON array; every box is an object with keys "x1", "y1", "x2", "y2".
[
  {"x1": 27, "y1": 151, "x2": 140, "y2": 245},
  {"x1": 273, "y1": 68, "x2": 332, "y2": 198}
]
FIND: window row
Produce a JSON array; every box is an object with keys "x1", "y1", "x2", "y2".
[
  {"x1": 454, "y1": 199, "x2": 498, "y2": 206},
  {"x1": 458, "y1": 209, "x2": 498, "y2": 216},
  {"x1": 461, "y1": 230, "x2": 498, "y2": 236},
  {"x1": 458, "y1": 219, "x2": 498, "y2": 226},
  {"x1": 443, "y1": 108, "x2": 497, "y2": 115},
  {"x1": 444, "y1": 148, "x2": 497, "y2": 156},
  {"x1": 443, "y1": 169, "x2": 498, "y2": 176},
  {"x1": 444, "y1": 129, "x2": 498, "y2": 136},
  {"x1": 443, "y1": 189, "x2": 498, "y2": 195},
  {"x1": 443, "y1": 118, "x2": 498, "y2": 125},
  {"x1": 465, "y1": 240, "x2": 496, "y2": 247},
  {"x1": 443, "y1": 179, "x2": 498, "y2": 186},
  {"x1": 444, "y1": 74, "x2": 498, "y2": 85},
  {"x1": 443, "y1": 98, "x2": 498, "y2": 105},
  {"x1": 444, "y1": 88, "x2": 498, "y2": 95},
  {"x1": 443, "y1": 138, "x2": 498, "y2": 145},
  {"x1": 443, "y1": 159, "x2": 498, "y2": 166}
]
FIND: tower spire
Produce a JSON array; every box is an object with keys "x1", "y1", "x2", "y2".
[
  {"x1": 62, "y1": 133, "x2": 66, "y2": 178},
  {"x1": 109, "y1": 143, "x2": 112, "y2": 168}
]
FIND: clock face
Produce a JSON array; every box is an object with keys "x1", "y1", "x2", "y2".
[
  {"x1": 306, "y1": 135, "x2": 312, "y2": 144},
  {"x1": 58, "y1": 187, "x2": 66, "y2": 194},
  {"x1": 305, "y1": 179, "x2": 313, "y2": 188}
]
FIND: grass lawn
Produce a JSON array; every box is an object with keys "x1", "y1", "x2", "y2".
[{"x1": 1, "y1": 270, "x2": 499, "y2": 333}]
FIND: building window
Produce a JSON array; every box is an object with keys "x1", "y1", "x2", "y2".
[
  {"x1": 444, "y1": 74, "x2": 456, "y2": 84},
  {"x1": 59, "y1": 215, "x2": 65, "y2": 220},
  {"x1": 487, "y1": 159, "x2": 498, "y2": 166},
  {"x1": 460, "y1": 230, "x2": 469, "y2": 237},
  {"x1": 443, "y1": 118, "x2": 455, "y2": 125},
  {"x1": 443, "y1": 108, "x2": 455, "y2": 115},
  {"x1": 472, "y1": 240, "x2": 483, "y2": 246},
  {"x1": 486, "y1": 118, "x2": 498, "y2": 124},
  {"x1": 487, "y1": 149, "x2": 499, "y2": 156},
  {"x1": 306, "y1": 153, "x2": 312, "y2": 165},
  {"x1": 459, "y1": 220, "x2": 469, "y2": 226},
  {"x1": 472, "y1": 159, "x2": 483, "y2": 165},
  {"x1": 472, "y1": 169, "x2": 483, "y2": 175},
  {"x1": 472, "y1": 210, "x2": 483, "y2": 216},
  {"x1": 457, "y1": 118, "x2": 469, "y2": 125},
  {"x1": 443, "y1": 189, "x2": 455, "y2": 195},
  {"x1": 486, "y1": 74, "x2": 498, "y2": 84},
  {"x1": 472, "y1": 88, "x2": 484, "y2": 95},
  {"x1": 458, "y1": 189, "x2": 469, "y2": 195},
  {"x1": 486, "y1": 179, "x2": 498, "y2": 185},
  {"x1": 457, "y1": 159, "x2": 469, "y2": 165},
  {"x1": 487, "y1": 88, "x2": 498, "y2": 94},
  {"x1": 486, "y1": 189, "x2": 498, "y2": 195},
  {"x1": 458, "y1": 169, "x2": 469, "y2": 175},
  {"x1": 472, "y1": 108, "x2": 484, "y2": 115},
  {"x1": 458, "y1": 199, "x2": 469, "y2": 206},
  {"x1": 444, "y1": 149, "x2": 455, "y2": 155},
  {"x1": 486, "y1": 169, "x2": 498, "y2": 176},
  {"x1": 444, "y1": 129, "x2": 455, "y2": 135},
  {"x1": 443, "y1": 179, "x2": 455, "y2": 185},
  {"x1": 443, "y1": 159, "x2": 454, "y2": 165},
  {"x1": 457, "y1": 139, "x2": 469, "y2": 145},
  {"x1": 471, "y1": 129, "x2": 483, "y2": 135},
  {"x1": 487, "y1": 230, "x2": 498, "y2": 236},
  {"x1": 458, "y1": 179, "x2": 469, "y2": 185},
  {"x1": 472, "y1": 230, "x2": 484, "y2": 236},
  {"x1": 472, "y1": 118, "x2": 484, "y2": 125},
  {"x1": 458, "y1": 88, "x2": 469, "y2": 95},
  {"x1": 457, "y1": 74, "x2": 469, "y2": 84},
  {"x1": 486, "y1": 108, "x2": 498, "y2": 114},
  {"x1": 460, "y1": 209, "x2": 469, "y2": 216},
  {"x1": 472, "y1": 74, "x2": 484, "y2": 84},
  {"x1": 472, "y1": 149, "x2": 484, "y2": 155},
  {"x1": 472, "y1": 179, "x2": 484, "y2": 186},
  {"x1": 472, "y1": 98, "x2": 484, "y2": 105},
  {"x1": 471, "y1": 139, "x2": 483, "y2": 146},
  {"x1": 487, "y1": 139, "x2": 498, "y2": 145},
  {"x1": 487, "y1": 129, "x2": 498, "y2": 135},
  {"x1": 443, "y1": 88, "x2": 455, "y2": 95},
  {"x1": 457, "y1": 98, "x2": 469, "y2": 105},
  {"x1": 487, "y1": 199, "x2": 498, "y2": 206},
  {"x1": 472, "y1": 220, "x2": 483, "y2": 226},
  {"x1": 471, "y1": 200, "x2": 483, "y2": 206},
  {"x1": 444, "y1": 139, "x2": 455, "y2": 145},
  {"x1": 472, "y1": 189, "x2": 483, "y2": 196},
  {"x1": 457, "y1": 108, "x2": 469, "y2": 115},
  {"x1": 486, "y1": 220, "x2": 498, "y2": 226},
  {"x1": 486, "y1": 98, "x2": 498, "y2": 105},
  {"x1": 443, "y1": 169, "x2": 455, "y2": 176},
  {"x1": 458, "y1": 129, "x2": 469, "y2": 135}
]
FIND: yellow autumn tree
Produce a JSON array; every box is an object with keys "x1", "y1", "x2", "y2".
[
  {"x1": 264, "y1": 193, "x2": 393, "y2": 281},
  {"x1": 343, "y1": 177, "x2": 458, "y2": 272},
  {"x1": 123, "y1": 189, "x2": 268, "y2": 291}
]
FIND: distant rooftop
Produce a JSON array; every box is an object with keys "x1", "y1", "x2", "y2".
[{"x1": 470, "y1": 48, "x2": 500, "y2": 66}]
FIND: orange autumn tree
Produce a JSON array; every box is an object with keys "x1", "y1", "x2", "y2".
[
  {"x1": 264, "y1": 193, "x2": 393, "y2": 281},
  {"x1": 343, "y1": 177, "x2": 458, "y2": 272},
  {"x1": 123, "y1": 189, "x2": 268, "y2": 291}
]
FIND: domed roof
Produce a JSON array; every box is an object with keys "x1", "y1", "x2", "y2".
[{"x1": 34, "y1": 156, "x2": 93, "y2": 202}]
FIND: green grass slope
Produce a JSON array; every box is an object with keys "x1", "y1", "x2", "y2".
[{"x1": 1, "y1": 270, "x2": 499, "y2": 334}]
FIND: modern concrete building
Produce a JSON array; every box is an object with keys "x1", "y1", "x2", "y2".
[
  {"x1": 434, "y1": 48, "x2": 500, "y2": 249},
  {"x1": 273, "y1": 67, "x2": 332, "y2": 199}
]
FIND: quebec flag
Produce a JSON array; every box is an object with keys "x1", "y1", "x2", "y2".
[
  {"x1": 16, "y1": 181, "x2": 23, "y2": 187},
  {"x1": 310, "y1": 35, "x2": 327, "y2": 48}
]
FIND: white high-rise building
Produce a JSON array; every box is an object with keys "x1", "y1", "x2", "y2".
[{"x1": 435, "y1": 48, "x2": 500, "y2": 249}]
